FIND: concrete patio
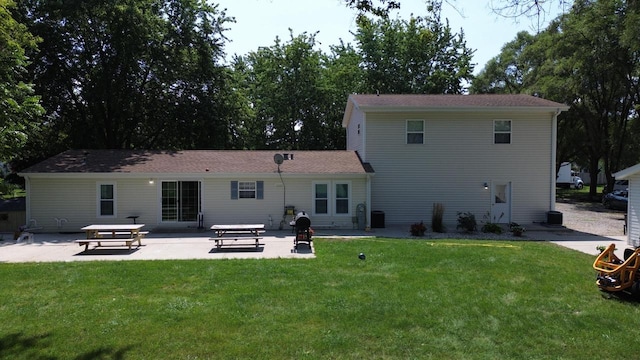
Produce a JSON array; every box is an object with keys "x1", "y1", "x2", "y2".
[{"x1": 0, "y1": 222, "x2": 629, "y2": 263}]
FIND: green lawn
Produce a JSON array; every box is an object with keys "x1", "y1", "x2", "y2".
[{"x1": 2, "y1": 238, "x2": 639, "y2": 359}]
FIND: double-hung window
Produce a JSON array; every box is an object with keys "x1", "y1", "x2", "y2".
[
  {"x1": 494, "y1": 120, "x2": 512, "y2": 144},
  {"x1": 313, "y1": 181, "x2": 351, "y2": 216},
  {"x1": 98, "y1": 183, "x2": 116, "y2": 217},
  {"x1": 407, "y1": 120, "x2": 424, "y2": 144},
  {"x1": 239, "y1": 182, "x2": 257, "y2": 198},
  {"x1": 314, "y1": 183, "x2": 329, "y2": 215},
  {"x1": 335, "y1": 183, "x2": 350, "y2": 214},
  {"x1": 230, "y1": 181, "x2": 264, "y2": 200}
]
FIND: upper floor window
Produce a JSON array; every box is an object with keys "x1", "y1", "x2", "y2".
[
  {"x1": 406, "y1": 120, "x2": 424, "y2": 144},
  {"x1": 494, "y1": 120, "x2": 512, "y2": 144},
  {"x1": 98, "y1": 183, "x2": 116, "y2": 217}
]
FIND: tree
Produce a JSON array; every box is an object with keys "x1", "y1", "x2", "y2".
[
  {"x1": 16, "y1": 0, "x2": 236, "y2": 157},
  {"x1": 239, "y1": 31, "x2": 348, "y2": 150},
  {"x1": 353, "y1": 14, "x2": 474, "y2": 94},
  {"x1": 0, "y1": 0, "x2": 43, "y2": 160},
  {"x1": 344, "y1": 0, "x2": 573, "y2": 21},
  {"x1": 551, "y1": 0, "x2": 639, "y2": 194},
  {"x1": 470, "y1": 31, "x2": 536, "y2": 94},
  {"x1": 471, "y1": 0, "x2": 640, "y2": 197}
]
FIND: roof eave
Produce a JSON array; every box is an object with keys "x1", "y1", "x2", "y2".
[
  {"x1": 355, "y1": 105, "x2": 570, "y2": 113},
  {"x1": 613, "y1": 163, "x2": 640, "y2": 180}
]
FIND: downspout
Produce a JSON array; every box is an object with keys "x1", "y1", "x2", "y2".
[
  {"x1": 23, "y1": 176, "x2": 31, "y2": 227},
  {"x1": 366, "y1": 173, "x2": 372, "y2": 229},
  {"x1": 550, "y1": 109, "x2": 560, "y2": 211}
]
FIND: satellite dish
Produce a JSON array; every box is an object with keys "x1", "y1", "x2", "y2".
[{"x1": 274, "y1": 153, "x2": 284, "y2": 165}]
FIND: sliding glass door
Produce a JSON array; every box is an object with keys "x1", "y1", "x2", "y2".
[{"x1": 161, "y1": 181, "x2": 201, "y2": 222}]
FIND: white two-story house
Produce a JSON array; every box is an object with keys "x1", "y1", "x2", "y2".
[
  {"x1": 19, "y1": 94, "x2": 568, "y2": 232},
  {"x1": 342, "y1": 94, "x2": 569, "y2": 227}
]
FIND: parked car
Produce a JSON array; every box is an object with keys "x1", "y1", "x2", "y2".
[
  {"x1": 602, "y1": 189, "x2": 628, "y2": 210},
  {"x1": 613, "y1": 180, "x2": 629, "y2": 191}
]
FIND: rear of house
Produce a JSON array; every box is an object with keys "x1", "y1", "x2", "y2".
[
  {"x1": 19, "y1": 150, "x2": 370, "y2": 233},
  {"x1": 343, "y1": 94, "x2": 569, "y2": 228}
]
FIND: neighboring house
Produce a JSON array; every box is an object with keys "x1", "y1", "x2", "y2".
[
  {"x1": 613, "y1": 164, "x2": 640, "y2": 247},
  {"x1": 342, "y1": 94, "x2": 569, "y2": 227},
  {"x1": 19, "y1": 150, "x2": 371, "y2": 232}
]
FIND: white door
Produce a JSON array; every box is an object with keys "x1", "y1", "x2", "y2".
[{"x1": 491, "y1": 182, "x2": 511, "y2": 223}]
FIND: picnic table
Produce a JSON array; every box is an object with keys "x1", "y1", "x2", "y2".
[
  {"x1": 76, "y1": 224, "x2": 148, "y2": 251},
  {"x1": 210, "y1": 224, "x2": 265, "y2": 249}
]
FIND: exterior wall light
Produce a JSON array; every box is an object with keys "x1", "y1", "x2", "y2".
[
  {"x1": 483, "y1": 182, "x2": 489, "y2": 190},
  {"x1": 149, "y1": 179, "x2": 155, "y2": 185}
]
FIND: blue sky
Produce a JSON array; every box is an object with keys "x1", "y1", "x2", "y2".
[{"x1": 215, "y1": 0, "x2": 567, "y2": 74}]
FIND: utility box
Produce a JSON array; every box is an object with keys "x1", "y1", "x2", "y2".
[
  {"x1": 371, "y1": 210, "x2": 385, "y2": 228},
  {"x1": 547, "y1": 211, "x2": 563, "y2": 225}
]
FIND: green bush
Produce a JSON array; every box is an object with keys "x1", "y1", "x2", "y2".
[
  {"x1": 481, "y1": 222, "x2": 503, "y2": 234},
  {"x1": 456, "y1": 211, "x2": 477, "y2": 233},
  {"x1": 410, "y1": 221, "x2": 426, "y2": 236}
]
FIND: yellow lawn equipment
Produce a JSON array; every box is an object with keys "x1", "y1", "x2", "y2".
[{"x1": 593, "y1": 243, "x2": 640, "y2": 293}]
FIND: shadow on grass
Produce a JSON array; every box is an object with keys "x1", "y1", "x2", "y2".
[
  {"x1": 74, "y1": 345, "x2": 136, "y2": 360},
  {"x1": 292, "y1": 243, "x2": 313, "y2": 254},
  {"x1": 0, "y1": 332, "x2": 136, "y2": 359},
  {"x1": 0, "y1": 332, "x2": 51, "y2": 359},
  {"x1": 599, "y1": 290, "x2": 640, "y2": 304}
]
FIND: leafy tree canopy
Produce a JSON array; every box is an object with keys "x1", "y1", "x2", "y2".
[{"x1": 0, "y1": 0, "x2": 43, "y2": 161}]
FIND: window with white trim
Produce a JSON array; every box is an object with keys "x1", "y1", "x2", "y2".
[
  {"x1": 494, "y1": 120, "x2": 512, "y2": 144},
  {"x1": 98, "y1": 183, "x2": 116, "y2": 217},
  {"x1": 314, "y1": 183, "x2": 329, "y2": 215},
  {"x1": 335, "y1": 183, "x2": 350, "y2": 215},
  {"x1": 230, "y1": 181, "x2": 264, "y2": 200},
  {"x1": 312, "y1": 181, "x2": 351, "y2": 216},
  {"x1": 239, "y1": 181, "x2": 256, "y2": 198},
  {"x1": 407, "y1": 120, "x2": 424, "y2": 144}
]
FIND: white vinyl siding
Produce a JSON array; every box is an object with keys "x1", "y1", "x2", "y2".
[
  {"x1": 362, "y1": 111, "x2": 553, "y2": 226},
  {"x1": 628, "y1": 174, "x2": 639, "y2": 247},
  {"x1": 25, "y1": 176, "x2": 367, "y2": 232}
]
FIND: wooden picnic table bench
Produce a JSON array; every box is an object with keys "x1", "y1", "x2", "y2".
[
  {"x1": 74, "y1": 237, "x2": 140, "y2": 251},
  {"x1": 77, "y1": 224, "x2": 146, "y2": 251},
  {"x1": 210, "y1": 224, "x2": 265, "y2": 249}
]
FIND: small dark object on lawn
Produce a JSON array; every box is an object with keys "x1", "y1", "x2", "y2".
[{"x1": 359, "y1": 253, "x2": 366, "y2": 260}]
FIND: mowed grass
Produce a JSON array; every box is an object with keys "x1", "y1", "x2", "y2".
[{"x1": 2, "y1": 238, "x2": 640, "y2": 359}]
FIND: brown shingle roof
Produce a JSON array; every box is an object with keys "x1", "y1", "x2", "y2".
[
  {"x1": 349, "y1": 94, "x2": 568, "y2": 109},
  {"x1": 21, "y1": 150, "x2": 369, "y2": 175}
]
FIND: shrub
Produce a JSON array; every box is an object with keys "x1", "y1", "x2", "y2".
[
  {"x1": 481, "y1": 222, "x2": 503, "y2": 234},
  {"x1": 509, "y1": 222, "x2": 525, "y2": 236},
  {"x1": 410, "y1": 221, "x2": 427, "y2": 236},
  {"x1": 456, "y1": 212, "x2": 477, "y2": 233},
  {"x1": 432, "y1": 203, "x2": 445, "y2": 233}
]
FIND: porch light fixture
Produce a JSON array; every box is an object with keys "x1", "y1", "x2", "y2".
[
  {"x1": 149, "y1": 179, "x2": 155, "y2": 185},
  {"x1": 483, "y1": 182, "x2": 489, "y2": 190}
]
